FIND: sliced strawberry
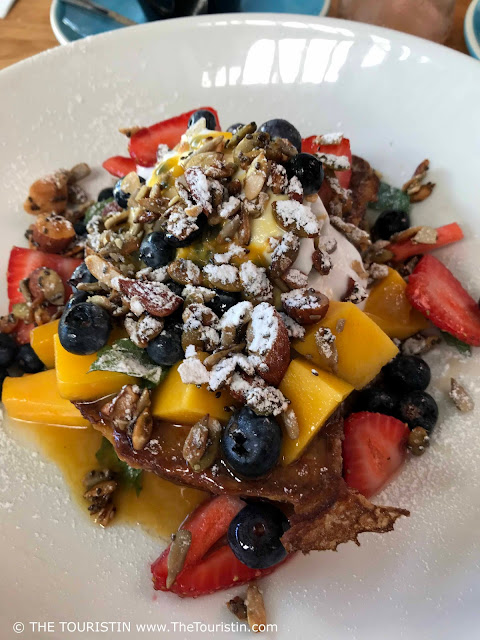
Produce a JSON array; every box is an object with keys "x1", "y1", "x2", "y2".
[
  {"x1": 155, "y1": 544, "x2": 283, "y2": 598},
  {"x1": 343, "y1": 412, "x2": 409, "y2": 498},
  {"x1": 128, "y1": 107, "x2": 220, "y2": 167},
  {"x1": 406, "y1": 254, "x2": 480, "y2": 345},
  {"x1": 302, "y1": 135, "x2": 352, "y2": 189},
  {"x1": 102, "y1": 155, "x2": 136, "y2": 178},
  {"x1": 7, "y1": 246, "x2": 82, "y2": 308},
  {"x1": 151, "y1": 495, "x2": 244, "y2": 590},
  {"x1": 389, "y1": 222, "x2": 464, "y2": 262}
]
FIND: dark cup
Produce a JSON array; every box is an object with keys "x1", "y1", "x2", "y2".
[{"x1": 138, "y1": 0, "x2": 211, "y2": 19}]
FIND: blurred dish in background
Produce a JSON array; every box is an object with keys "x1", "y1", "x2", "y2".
[
  {"x1": 336, "y1": 0, "x2": 456, "y2": 43},
  {"x1": 464, "y1": 0, "x2": 480, "y2": 58},
  {"x1": 51, "y1": 0, "x2": 330, "y2": 44}
]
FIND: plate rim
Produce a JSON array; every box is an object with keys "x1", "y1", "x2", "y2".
[{"x1": 2, "y1": 12, "x2": 479, "y2": 84}]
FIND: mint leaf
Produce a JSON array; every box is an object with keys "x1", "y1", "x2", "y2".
[
  {"x1": 89, "y1": 338, "x2": 163, "y2": 384},
  {"x1": 441, "y1": 331, "x2": 471, "y2": 356},
  {"x1": 370, "y1": 182, "x2": 411, "y2": 213},
  {"x1": 95, "y1": 438, "x2": 143, "y2": 496},
  {"x1": 84, "y1": 198, "x2": 113, "y2": 225}
]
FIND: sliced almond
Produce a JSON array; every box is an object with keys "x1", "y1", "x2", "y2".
[
  {"x1": 85, "y1": 254, "x2": 123, "y2": 290},
  {"x1": 245, "y1": 583, "x2": 267, "y2": 633},
  {"x1": 118, "y1": 279, "x2": 183, "y2": 317},
  {"x1": 412, "y1": 226, "x2": 438, "y2": 244},
  {"x1": 244, "y1": 151, "x2": 267, "y2": 201}
]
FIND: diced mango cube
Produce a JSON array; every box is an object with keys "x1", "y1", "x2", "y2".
[
  {"x1": 152, "y1": 359, "x2": 235, "y2": 425},
  {"x1": 279, "y1": 357, "x2": 353, "y2": 465},
  {"x1": 30, "y1": 320, "x2": 59, "y2": 369},
  {"x1": 2, "y1": 369, "x2": 90, "y2": 427},
  {"x1": 248, "y1": 194, "x2": 287, "y2": 266},
  {"x1": 54, "y1": 334, "x2": 136, "y2": 401},
  {"x1": 364, "y1": 267, "x2": 429, "y2": 339},
  {"x1": 293, "y1": 301, "x2": 398, "y2": 390}
]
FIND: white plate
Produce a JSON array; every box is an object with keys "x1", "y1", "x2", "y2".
[{"x1": 1, "y1": 14, "x2": 480, "y2": 640}]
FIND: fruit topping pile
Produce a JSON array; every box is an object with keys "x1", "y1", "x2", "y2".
[{"x1": 2, "y1": 108, "x2": 478, "y2": 616}]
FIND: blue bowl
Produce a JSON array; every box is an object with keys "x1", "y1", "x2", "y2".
[
  {"x1": 465, "y1": 0, "x2": 480, "y2": 59},
  {"x1": 51, "y1": 0, "x2": 331, "y2": 43}
]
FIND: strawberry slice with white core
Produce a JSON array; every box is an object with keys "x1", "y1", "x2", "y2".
[
  {"x1": 406, "y1": 254, "x2": 480, "y2": 346},
  {"x1": 343, "y1": 412, "x2": 409, "y2": 498}
]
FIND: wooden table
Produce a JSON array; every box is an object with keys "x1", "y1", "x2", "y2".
[{"x1": 0, "y1": 0, "x2": 472, "y2": 71}]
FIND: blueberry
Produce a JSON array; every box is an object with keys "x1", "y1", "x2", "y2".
[
  {"x1": 58, "y1": 302, "x2": 111, "y2": 355},
  {"x1": 139, "y1": 232, "x2": 174, "y2": 269},
  {"x1": 286, "y1": 152, "x2": 324, "y2": 195},
  {"x1": 0, "y1": 367, "x2": 7, "y2": 393},
  {"x1": 384, "y1": 355, "x2": 431, "y2": 392},
  {"x1": 188, "y1": 109, "x2": 217, "y2": 131},
  {"x1": 113, "y1": 176, "x2": 145, "y2": 209},
  {"x1": 357, "y1": 387, "x2": 398, "y2": 416},
  {"x1": 207, "y1": 290, "x2": 242, "y2": 317},
  {"x1": 228, "y1": 503, "x2": 290, "y2": 569},
  {"x1": 166, "y1": 281, "x2": 184, "y2": 298},
  {"x1": 17, "y1": 344, "x2": 44, "y2": 373},
  {"x1": 398, "y1": 390, "x2": 438, "y2": 433},
  {"x1": 221, "y1": 407, "x2": 282, "y2": 477},
  {"x1": 227, "y1": 122, "x2": 244, "y2": 134},
  {"x1": 372, "y1": 209, "x2": 410, "y2": 241},
  {"x1": 113, "y1": 178, "x2": 130, "y2": 209},
  {"x1": 259, "y1": 118, "x2": 302, "y2": 152},
  {"x1": 73, "y1": 221, "x2": 87, "y2": 236},
  {"x1": 0, "y1": 333, "x2": 17, "y2": 368},
  {"x1": 164, "y1": 213, "x2": 206, "y2": 248},
  {"x1": 69, "y1": 262, "x2": 97, "y2": 292},
  {"x1": 146, "y1": 327, "x2": 184, "y2": 366},
  {"x1": 63, "y1": 292, "x2": 89, "y2": 315},
  {"x1": 97, "y1": 187, "x2": 114, "y2": 202}
]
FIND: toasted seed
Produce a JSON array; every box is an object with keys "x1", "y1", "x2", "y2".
[
  {"x1": 11, "y1": 302, "x2": 32, "y2": 322},
  {"x1": 94, "y1": 502, "x2": 117, "y2": 528},
  {"x1": 28, "y1": 267, "x2": 65, "y2": 306},
  {"x1": 449, "y1": 378, "x2": 474, "y2": 412},
  {"x1": 312, "y1": 248, "x2": 332, "y2": 275},
  {"x1": 183, "y1": 417, "x2": 209, "y2": 468},
  {"x1": 227, "y1": 596, "x2": 248, "y2": 621},
  {"x1": 225, "y1": 122, "x2": 257, "y2": 149},
  {"x1": 166, "y1": 529, "x2": 192, "y2": 589},
  {"x1": 408, "y1": 426, "x2": 429, "y2": 457},
  {"x1": 104, "y1": 209, "x2": 130, "y2": 230},
  {"x1": 245, "y1": 583, "x2": 267, "y2": 633},
  {"x1": 167, "y1": 259, "x2": 202, "y2": 286},
  {"x1": 315, "y1": 327, "x2": 338, "y2": 373},
  {"x1": 83, "y1": 480, "x2": 118, "y2": 500},
  {"x1": 83, "y1": 469, "x2": 114, "y2": 490},
  {"x1": 410, "y1": 182, "x2": 435, "y2": 202},
  {"x1": 401, "y1": 334, "x2": 441, "y2": 356},
  {"x1": 132, "y1": 408, "x2": 153, "y2": 451},
  {"x1": 68, "y1": 162, "x2": 91, "y2": 183},
  {"x1": 278, "y1": 406, "x2": 300, "y2": 440},
  {"x1": 217, "y1": 215, "x2": 242, "y2": 244},
  {"x1": 203, "y1": 343, "x2": 246, "y2": 370}
]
